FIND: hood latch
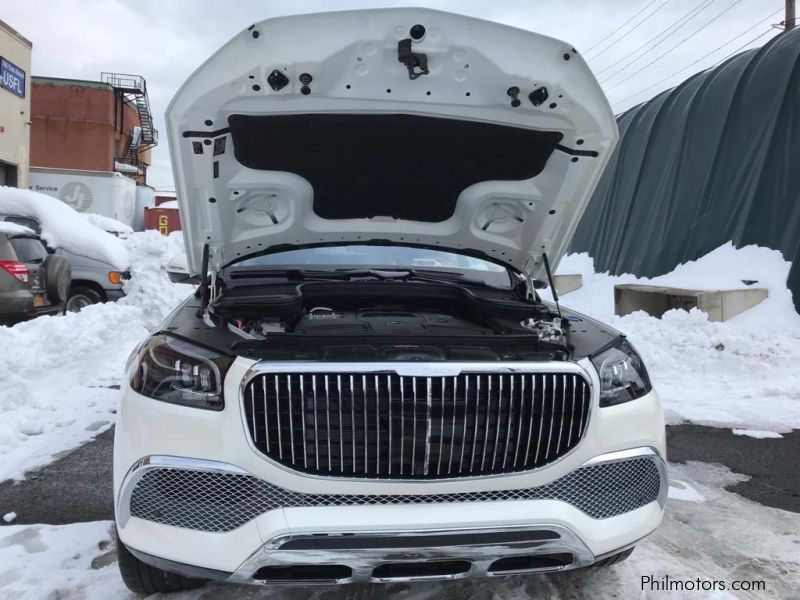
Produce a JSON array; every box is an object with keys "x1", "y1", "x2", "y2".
[{"x1": 397, "y1": 38, "x2": 429, "y2": 80}]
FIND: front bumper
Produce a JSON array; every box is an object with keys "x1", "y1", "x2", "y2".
[
  {"x1": 114, "y1": 357, "x2": 667, "y2": 583},
  {"x1": 104, "y1": 288, "x2": 126, "y2": 302},
  {"x1": 116, "y1": 447, "x2": 666, "y2": 584}
]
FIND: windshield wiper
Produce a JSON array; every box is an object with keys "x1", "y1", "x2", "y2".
[
  {"x1": 230, "y1": 266, "x2": 494, "y2": 287},
  {"x1": 333, "y1": 268, "x2": 498, "y2": 288}
]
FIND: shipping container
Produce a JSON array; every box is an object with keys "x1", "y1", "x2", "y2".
[
  {"x1": 28, "y1": 167, "x2": 137, "y2": 228},
  {"x1": 144, "y1": 206, "x2": 181, "y2": 235}
]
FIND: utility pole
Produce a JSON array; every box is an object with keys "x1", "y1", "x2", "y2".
[{"x1": 787, "y1": 0, "x2": 796, "y2": 30}]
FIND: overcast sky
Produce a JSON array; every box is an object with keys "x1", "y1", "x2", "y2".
[{"x1": 3, "y1": 0, "x2": 786, "y2": 190}]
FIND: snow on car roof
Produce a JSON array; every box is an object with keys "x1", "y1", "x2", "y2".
[
  {"x1": 0, "y1": 221, "x2": 35, "y2": 236},
  {"x1": 80, "y1": 212, "x2": 134, "y2": 235},
  {"x1": 0, "y1": 186, "x2": 129, "y2": 270}
]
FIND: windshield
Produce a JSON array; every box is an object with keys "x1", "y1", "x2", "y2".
[{"x1": 233, "y1": 245, "x2": 513, "y2": 288}]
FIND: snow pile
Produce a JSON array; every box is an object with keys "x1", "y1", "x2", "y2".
[
  {"x1": 554, "y1": 244, "x2": 800, "y2": 432},
  {"x1": 121, "y1": 230, "x2": 190, "y2": 330},
  {"x1": 556, "y1": 243, "x2": 800, "y2": 329},
  {"x1": 80, "y1": 213, "x2": 133, "y2": 236},
  {"x1": 0, "y1": 231, "x2": 191, "y2": 482},
  {"x1": 0, "y1": 186, "x2": 129, "y2": 270},
  {"x1": 0, "y1": 222, "x2": 34, "y2": 236},
  {"x1": 158, "y1": 199, "x2": 179, "y2": 209},
  {"x1": 0, "y1": 522, "x2": 125, "y2": 599}
]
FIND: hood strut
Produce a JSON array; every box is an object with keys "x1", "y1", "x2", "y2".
[
  {"x1": 196, "y1": 243, "x2": 211, "y2": 316},
  {"x1": 542, "y1": 253, "x2": 562, "y2": 320}
]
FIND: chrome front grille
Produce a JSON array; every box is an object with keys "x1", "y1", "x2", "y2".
[
  {"x1": 127, "y1": 455, "x2": 663, "y2": 532},
  {"x1": 242, "y1": 368, "x2": 591, "y2": 479}
]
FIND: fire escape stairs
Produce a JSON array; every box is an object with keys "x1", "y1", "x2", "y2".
[{"x1": 100, "y1": 72, "x2": 159, "y2": 174}]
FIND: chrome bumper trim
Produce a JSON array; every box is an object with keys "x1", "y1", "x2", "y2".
[
  {"x1": 116, "y1": 447, "x2": 667, "y2": 530},
  {"x1": 227, "y1": 524, "x2": 596, "y2": 585}
]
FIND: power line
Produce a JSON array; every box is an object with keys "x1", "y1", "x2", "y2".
[
  {"x1": 610, "y1": 7, "x2": 783, "y2": 108},
  {"x1": 585, "y1": 0, "x2": 667, "y2": 57},
  {"x1": 708, "y1": 28, "x2": 777, "y2": 67},
  {"x1": 598, "y1": 0, "x2": 717, "y2": 81},
  {"x1": 604, "y1": 0, "x2": 747, "y2": 92}
]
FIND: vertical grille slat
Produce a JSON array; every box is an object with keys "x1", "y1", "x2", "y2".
[
  {"x1": 268, "y1": 379, "x2": 269, "y2": 450},
  {"x1": 503, "y1": 375, "x2": 514, "y2": 469},
  {"x1": 513, "y1": 375, "x2": 525, "y2": 468},
  {"x1": 387, "y1": 374, "x2": 393, "y2": 476},
  {"x1": 349, "y1": 375, "x2": 356, "y2": 474},
  {"x1": 543, "y1": 374, "x2": 554, "y2": 461},
  {"x1": 412, "y1": 378, "x2": 419, "y2": 475},
  {"x1": 244, "y1": 369, "x2": 590, "y2": 480},
  {"x1": 556, "y1": 374, "x2": 566, "y2": 454},
  {"x1": 312, "y1": 375, "x2": 319, "y2": 470},
  {"x1": 480, "y1": 376, "x2": 491, "y2": 472},
  {"x1": 300, "y1": 376, "x2": 307, "y2": 468},
  {"x1": 400, "y1": 376, "x2": 406, "y2": 476},
  {"x1": 250, "y1": 384, "x2": 257, "y2": 444},
  {"x1": 448, "y1": 376, "x2": 456, "y2": 475},
  {"x1": 274, "y1": 377, "x2": 283, "y2": 460},
  {"x1": 458, "y1": 375, "x2": 469, "y2": 474}
]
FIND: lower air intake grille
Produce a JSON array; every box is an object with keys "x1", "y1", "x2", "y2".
[
  {"x1": 242, "y1": 371, "x2": 591, "y2": 479},
  {"x1": 128, "y1": 456, "x2": 662, "y2": 532}
]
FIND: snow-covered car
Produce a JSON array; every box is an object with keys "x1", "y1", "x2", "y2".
[
  {"x1": 113, "y1": 9, "x2": 666, "y2": 594},
  {"x1": 0, "y1": 222, "x2": 70, "y2": 324},
  {"x1": 0, "y1": 194, "x2": 130, "y2": 312}
]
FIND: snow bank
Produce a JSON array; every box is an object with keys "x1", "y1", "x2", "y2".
[
  {"x1": 556, "y1": 243, "x2": 800, "y2": 329},
  {"x1": 0, "y1": 222, "x2": 35, "y2": 236},
  {"x1": 0, "y1": 231, "x2": 191, "y2": 482},
  {"x1": 158, "y1": 199, "x2": 179, "y2": 209},
  {"x1": 80, "y1": 213, "x2": 133, "y2": 236},
  {"x1": 554, "y1": 244, "x2": 800, "y2": 432},
  {"x1": 0, "y1": 186, "x2": 129, "y2": 270},
  {"x1": 0, "y1": 522, "x2": 126, "y2": 599}
]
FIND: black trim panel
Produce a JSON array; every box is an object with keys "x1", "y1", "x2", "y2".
[{"x1": 127, "y1": 545, "x2": 233, "y2": 581}]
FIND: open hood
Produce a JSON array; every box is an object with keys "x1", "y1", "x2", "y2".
[{"x1": 166, "y1": 8, "x2": 618, "y2": 279}]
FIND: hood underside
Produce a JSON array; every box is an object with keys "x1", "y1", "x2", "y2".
[{"x1": 167, "y1": 8, "x2": 618, "y2": 278}]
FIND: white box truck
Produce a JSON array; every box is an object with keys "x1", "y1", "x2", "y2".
[
  {"x1": 134, "y1": 184, "x2": 156, "y2": 231},
  {"x1": 28, "y1": 167, "x2": 137, "y2": 228}
]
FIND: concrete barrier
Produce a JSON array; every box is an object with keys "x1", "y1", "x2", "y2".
[
  {"x1": 614, "y1": 284, "x2": 768, "y2": 322},
  {"x1": 554, "y1": 274, "x2": 583, "y2": 296}
]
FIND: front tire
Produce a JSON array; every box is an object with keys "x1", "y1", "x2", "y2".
[
  {"x1": 65, "y1": 285, "x2": 102, "y2": 313},
  {"x1": 115, "y1": 529, "x2": 206, "y2": 595}
]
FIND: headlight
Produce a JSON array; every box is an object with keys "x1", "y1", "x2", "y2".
[
  {"x1": 591, "y1": 338, "x2": 652, "y2": 407},
  {"x1": 129, "y1": 334, "x2": 233, "y2": 410}
]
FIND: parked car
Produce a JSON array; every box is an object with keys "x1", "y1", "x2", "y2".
[
  {"x1": 114, "y1": 9, "x2": 665, "y2": 595},
  {"x1": 0, "y1": 223, "x2": 70, "y2": 324},
  {"x1": 0, "y1": 215, "x2": 127, "y2": 312}
]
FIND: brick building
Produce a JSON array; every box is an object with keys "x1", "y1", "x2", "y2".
[{"x1": 30, "y1": 73, "x2": 157, "y2": 184}]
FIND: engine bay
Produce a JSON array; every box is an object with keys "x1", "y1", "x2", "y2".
[{"x1": 215, "y1": 280, "x2": 571, "y2": 362}]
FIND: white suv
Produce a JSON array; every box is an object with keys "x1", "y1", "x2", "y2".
[{"x1": 113, "y1": 8, "x2": 666, "y2": 594}]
